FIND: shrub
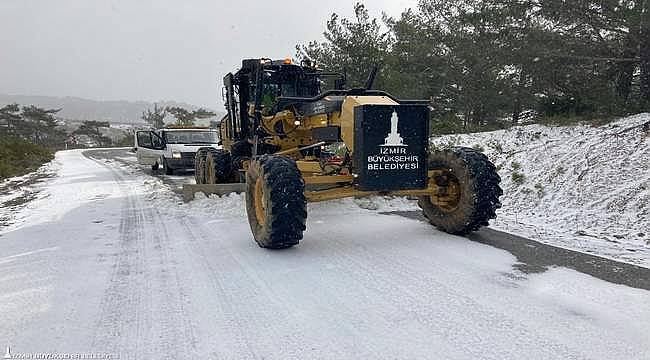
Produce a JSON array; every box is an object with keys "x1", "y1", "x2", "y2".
[
  {"x1": 0, "y1": 137, "x2": 53, "y2": 180},
  {"x1": 511, "y1": 171, "x2": 525, "y2": 185},
  {"x1": 486, "y1": 139, "x2": 503, "y2": 153},
  {"x1": 538, "y1": 96, "x2": 596, "y2": 117},
  {"x1": 430, "y1": 113, "x2": 466, "y2": 135}
]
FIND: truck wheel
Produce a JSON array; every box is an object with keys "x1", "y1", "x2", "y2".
[
  {"x1": 245, "y1": 155, "x2": 306, "y2": 249},
  {"x1": 230, "y1": 139, "x2": 252, "y2": 170},
  {"x1": 194, "y1": 148, "x2": 210, "y2": 184},
  {"x1": 163, "y1": 158, "x2": 174, "y2": 175},
  {"x1": 418, "y1": 147, "x2": 502, "y2": 235},
  {"x1": 205, "y1": 149, "x2": 233, "y2": 184}
]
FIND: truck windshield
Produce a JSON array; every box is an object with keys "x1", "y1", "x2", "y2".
[{"x1": 164, "y1": 131, "x2": 219, "y2": 144}]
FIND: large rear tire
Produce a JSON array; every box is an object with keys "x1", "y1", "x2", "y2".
[
  {"x1": 205, "y1": 149, "x2": 233, "y2": 184},
  {"x1": 418, "y1": 147, "x2": 502, "y2": 235},
  {"x1": 245, "y1": 155, "x2": 307, "y2": 249},
  {"x1": 194, "y1": 148, "x2": 210, "y2": 184}
]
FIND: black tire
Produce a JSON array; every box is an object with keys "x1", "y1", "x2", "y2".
[
  {"x1": 205, "y1": 149, "x2": 233, "y2": 184},
  {"x1": 230, "y1": 140, "x2": 252, "y2": 170},
  {"x1": 245, "y1": 155, "x2": 307, "y2": 249},
  {"x1": 194, "y1": 148, "x2": 210, "y2": 184},
  {"x1": 163, "y1": 158, "x2": 174, "y2": 175},
  {"x1": 418, "y1": 146, "x2": 502, "y2": 235},
  {"x1": 151, "y1": 162, "x2": 159, "y2": 171}
]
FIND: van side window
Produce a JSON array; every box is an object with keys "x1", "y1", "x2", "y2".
[{"x1": 137, "y1": 132, "x2": 152, "y2": 147}]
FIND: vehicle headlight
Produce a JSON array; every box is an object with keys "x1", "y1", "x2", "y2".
[{"x1": 172, "y1": 151, "x2": 182, "y2": 159}]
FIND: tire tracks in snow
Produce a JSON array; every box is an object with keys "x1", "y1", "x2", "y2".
[
  {"x1": 85, "y1": 155, "x2": 198, "y2": 359},
  {"x1": 174, "y1": 217, "x2": 264, "y2": 359}
]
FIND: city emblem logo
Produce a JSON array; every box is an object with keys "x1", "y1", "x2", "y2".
[{"x1": 382, "y1": 110, "x2": 407, "y2": 147}]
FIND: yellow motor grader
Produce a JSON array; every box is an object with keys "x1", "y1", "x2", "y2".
[{"x1": 195, "y1": 58, "x2": 502, "y2": 249}]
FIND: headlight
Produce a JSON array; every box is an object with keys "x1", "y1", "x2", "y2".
[{"x1": 171, "y1": 151, "x2": 181, "y2": 159}]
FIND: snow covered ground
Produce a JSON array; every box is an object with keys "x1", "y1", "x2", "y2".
[
  {"x1": 0, "y1": 149, "x2": 648, "y2": 359},
  {"x1": 0, "y1": 159, "x2": 59, "y2": 230},
  {"x1": 433, "y1": 113, "x2": 650, "y2": 268}
]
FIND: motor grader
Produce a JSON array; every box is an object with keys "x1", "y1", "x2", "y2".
[{"x1": 195, "y1": 58, "x2": 502, "y2": 249}]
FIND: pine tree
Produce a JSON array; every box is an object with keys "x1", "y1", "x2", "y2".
[
  {"x1": 297, "y1": 3, "x2": 392, "y2": 89},
  {"x1": 166, "y1": 107, "x2": 216, "y2": 126},
  {"x1": 640, "y1": 0, "x2": 650, "y2": 105},
  {"x1": 73, "y1": 120, "x2": 112, "y2": 146}
]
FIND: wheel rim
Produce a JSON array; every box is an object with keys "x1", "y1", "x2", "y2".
[
  {"x1": 254, "y1": 177, "x2": 266, "y2": 225},
  {"x1": 430, "y1": 171, "x2": 461, "y2": 213}
]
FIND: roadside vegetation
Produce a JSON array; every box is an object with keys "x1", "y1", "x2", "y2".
[
  {"x1": 0, "y1": 137, "x2": 54, "y2": 180},
  {"x1": 0, "y1": 104, "x2": 62, "y2": 180},
  {"x1": 299, "y1": 1, "x2": 650, "y2": 134}
]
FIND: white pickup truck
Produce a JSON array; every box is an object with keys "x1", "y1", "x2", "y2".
[{"x1": 134, "y1": 127, "x2": 221, "y2": 175}]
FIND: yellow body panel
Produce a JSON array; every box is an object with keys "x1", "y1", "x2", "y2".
[{"x1": 295, "y1": 161, "x2": 322, "y2": 173}]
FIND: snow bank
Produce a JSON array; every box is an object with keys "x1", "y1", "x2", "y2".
[
  {"x1": 433, "y1": 113, "x2": 650, "y2": 267},
  {"x1": 0, "y1": 155, "x2": 60, "y2": 217},
  {"x1": 0, "y1": 150, "x2": 126, "y2": 233}
]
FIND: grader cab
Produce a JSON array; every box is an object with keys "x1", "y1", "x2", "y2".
[{"x1": 194, "y1": 58, "x2": 502, "y2": 249}]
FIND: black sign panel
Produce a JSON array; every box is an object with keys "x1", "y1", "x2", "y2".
[{"x1": 354, "y1": 104, "x2": 429, "y2": 191}]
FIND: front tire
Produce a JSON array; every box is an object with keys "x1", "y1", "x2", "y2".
[
  {"x1": 418, "y1": 147, "x2": 502, "y2": 235},
  {"x1": 245, "y1": 155, "x2": 307, "y2": 249}
]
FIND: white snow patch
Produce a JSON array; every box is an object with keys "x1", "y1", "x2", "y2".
[
  {"x1": 0, "y1": 150, "x2": 126, "y2": 234},
  {"x1": 0, "y1": 157, "x2": 60, "y2": 222}
]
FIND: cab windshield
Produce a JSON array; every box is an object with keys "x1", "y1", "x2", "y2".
[{"x1": 164, "y1": 131, "x2": 219, "y2": 144}]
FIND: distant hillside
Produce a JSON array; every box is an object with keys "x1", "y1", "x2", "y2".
[{"x1": 0, "y1": 94, "x2": 224, "y2": 124}]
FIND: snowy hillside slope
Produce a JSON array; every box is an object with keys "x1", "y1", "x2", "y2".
[{"x1": 432, "y1": 114, "x2": 650, "y2": 267}]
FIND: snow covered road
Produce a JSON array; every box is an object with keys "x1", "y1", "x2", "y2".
[{"x1": 0, "y1": 149, "x2": 649, "y2": 359}]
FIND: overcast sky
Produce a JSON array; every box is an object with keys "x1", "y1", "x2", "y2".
[{"x1": 0, "y1": 0, "x2": 417, "y2": 108}]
